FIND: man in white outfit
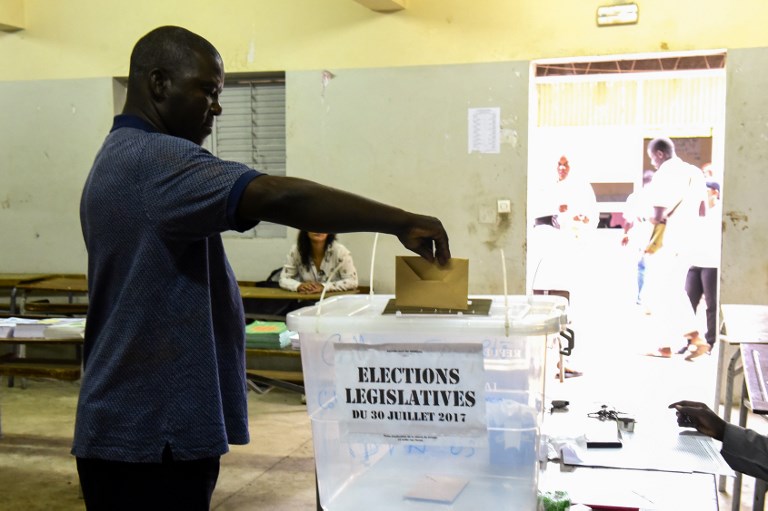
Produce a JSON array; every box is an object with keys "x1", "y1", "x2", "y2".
[
  {"x1": 642, "y1": 137, "x2": 709, "y2": 360},
  {"x1": 552, "y1": 155, "x2": 599, "y2": 241}
]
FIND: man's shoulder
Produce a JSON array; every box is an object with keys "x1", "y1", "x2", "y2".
[
  {"x1": 686, "y1": 160, "x2": 701, "y2": 170},
  {"x1": 109, "y1": 127, "x2": 201, "y2": 152},
  {"x1": 657, "y1": 158, "x2": 703, "y2": 183},
  {"x1": 687, "y1": 163, "x2": 706, "y2": 181},
  {"x1": 669, "y1": 157, "x2": 703, "y2": 174}
]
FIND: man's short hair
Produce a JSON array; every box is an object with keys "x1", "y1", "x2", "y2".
[
  {"x1": 128, "y1": 26, "x2": 219, "y2": 84},
  {"x1": 647, "y1": 137, "x2": 675, "y2": 157},
  {"x1": 706, "y1": 180, "x2": 721, "y2": 193}
]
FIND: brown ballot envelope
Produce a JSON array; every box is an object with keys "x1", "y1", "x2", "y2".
[{"x1": 395, "y1": 257, "x2": 469, "y2": 310}]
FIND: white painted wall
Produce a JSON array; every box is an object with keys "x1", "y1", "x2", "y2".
[
  {"x1": 0, "y1": 78, "x2": 112, "y2": 274},
  {"x1": 0, "y1": 53, "x2": 765, "y2": 305}
]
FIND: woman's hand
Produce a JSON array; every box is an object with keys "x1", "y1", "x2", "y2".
[{"x1": 297, "y1": 281, "x2": 324, "y2": 294}]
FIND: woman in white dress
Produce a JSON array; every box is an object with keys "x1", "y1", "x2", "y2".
[{"x1": 279, "y1": 232, "x2": 358, "y2": 294}]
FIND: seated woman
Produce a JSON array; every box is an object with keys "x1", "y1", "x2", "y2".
[{"x1": 279, "y1": 232, "x2": 358, "y2": 294}]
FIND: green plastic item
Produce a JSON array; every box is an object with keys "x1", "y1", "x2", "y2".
[{"x1": 538, "y1": 490, "x2": 571, "y2": 511}]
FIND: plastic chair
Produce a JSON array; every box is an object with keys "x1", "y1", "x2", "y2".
[{"x1": 533, "y1": 289, "x2": 575, "y2": 382}]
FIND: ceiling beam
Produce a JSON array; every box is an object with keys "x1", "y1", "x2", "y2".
[
  {"x1": 353, "y1": 0, "x2": 406, "y2": 13},
  {"x1": 0, "y1": 0, "x2": 25, "y2": 32}
]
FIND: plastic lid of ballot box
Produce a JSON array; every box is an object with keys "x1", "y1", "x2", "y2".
[{"x1": 287, "y1": 294, "x2": 568, "y2": 511}]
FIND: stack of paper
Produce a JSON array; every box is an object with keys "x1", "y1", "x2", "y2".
[
  {"x1": 0, "y1": 319, "x2": 18, "y2": 338},
  {"x1": 245, "y1": 320, "x2": 291, "y2": 349},
  {"x1": 0, "y1": 317, "x2": 86, "y2": 339},
  {"x1": 290, "y1": 332, "x2": 301, "y2": 351},
  {"x1": 1, "y1": 317, "x2": 46, "y2": 338},
  {"x1": 43, "y1": 318, "x2": 86, "y2": 339},
  {"x1": 14, "y1": 319, "x2": 48, "y2": 338}
]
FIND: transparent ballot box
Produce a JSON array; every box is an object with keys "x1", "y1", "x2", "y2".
[{"x1": 287, "y1": 294, "x2": 568, "y2": 510}]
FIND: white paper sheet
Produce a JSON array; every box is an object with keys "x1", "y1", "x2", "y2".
[
  {"x1": 468, "y1": 107, "x2": 500, "y2": 154},
  {"x1": 557, "y1": 430, "x2": 734, "y2": 477}
]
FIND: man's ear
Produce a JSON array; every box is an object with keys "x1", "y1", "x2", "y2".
[{"x1": 148, "y1": 68, "x2": 170, "y2": 101}]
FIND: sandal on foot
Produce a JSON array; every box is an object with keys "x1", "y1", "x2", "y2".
[
  {"x1": 646, "y1": 347, "x2": 672, "y2": 358},
  {"x1": 555, "y1": 368, "x2": 583, "y2": 379},
  {"x1": 685, "y1": 343, "x2": 710, "y2": 361}
]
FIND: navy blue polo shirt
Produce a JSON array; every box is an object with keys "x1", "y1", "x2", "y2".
[{"x1": 73, "y1": 115, "x2": 261, "y2": 462}]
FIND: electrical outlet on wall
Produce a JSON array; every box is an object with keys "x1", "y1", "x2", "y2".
[{"x1": 497, "y1": 199, "x2": 511, "y2": 214}]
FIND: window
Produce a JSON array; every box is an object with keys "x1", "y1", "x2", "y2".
[{"x1": 204, "y1": 74, "x2": 287, "y2": 238}]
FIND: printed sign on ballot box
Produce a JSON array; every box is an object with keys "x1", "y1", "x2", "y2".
[{"x1": 334, "y1": 342, "x2": 487, "y2": 446}]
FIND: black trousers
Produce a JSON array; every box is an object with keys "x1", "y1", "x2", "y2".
[
  {"x1": 76, "y1": 445, "x2": 220, "y2": 511},
  {"x1": 685, "y1": 265, "x2": 718, "y2": 347}
]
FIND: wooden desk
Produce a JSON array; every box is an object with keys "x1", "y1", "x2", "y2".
[
  {"x1": 742, "y1": 343, "x2": 768, "y2": 414},
  {"x1": 0, "y1": 336, "x2": 83, "y2": 347},
  {"x1": 0, "y1": 273, "x2": 53, "y2": 288},
  {"x1": 16, "y1": 275, "x2": 88, "y2": 293},
  {"x1": 0, "y1": 334, "x2": 83, "y2": 437},
  {"x1": 245, "y1": 346, "x2": 304, "y2": 394},
  {"x1": 13, "y1": 275, "x2": 88, "y2": 315},
  {"x1": 0, "y1": 336, "x2": 303, "y2": 393},
  {"x1": 240, "y1": 285, "x2": 365, "y2": 321},
  {"x1": 239, "y1": 285, "x2": 363, "y2": 301},
  {"x1": 715, "y1": 304, "x2": 768, "y2": 419},
  {"x1": 732, "y1": 342, "x2": 768, "y2": 511},
  {"x1": 239, "y1": 283, "x2": 363, "y2": 395},
  {"x1": 715, "y1": 304, "x2": 768, "y2": 511},
  {"x1": 0, "y1": 273, "x2": 55, "y2": 314},
  {"x1": 0, "y1": 335, "x2": 83, "y2": 385}
]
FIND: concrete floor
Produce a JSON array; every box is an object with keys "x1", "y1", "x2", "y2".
[
  {"x1": 0, "y1": 382, "x2": 316, "y2": 511},
  {"x1": 0, "y1": 287, "x2": 764, "y2": 510}
]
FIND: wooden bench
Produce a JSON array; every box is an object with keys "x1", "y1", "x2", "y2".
[
  {"x1": 0, "y1": 358, "x2": 80, "y2": 381},
  {"x1": 0, "y1": 335, "x2": 83, "y2": 388},
  {"x1": 24, "y1": 302, "x2": 88, "y2": 315},
  {"x1": 0, "y1": 273, "x2": 54, "y2": 314},
  {"x1": 246, "y1": 347, "x2": 304, "y2": 394},
  {"x1": 13, "y1": 275, "x2": 88, "y2": 315},
  {"x1": 246, "y1": 369, "x2": 303, "y2": 382}
]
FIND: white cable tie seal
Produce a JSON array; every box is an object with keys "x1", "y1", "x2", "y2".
[
  {"x1": 314, "y1": 260, "x2": 344, "y2": 332},
  {"x1": 369, "y1": 232, "x2": 379, "y2": 298},
  {"x1": 500, "y1": 248, "x2": 510, "y2": 338}
]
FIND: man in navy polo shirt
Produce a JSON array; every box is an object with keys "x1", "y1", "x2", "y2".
[{"x1": 74, "y1": 26, "x2": 451, "y2": 510}]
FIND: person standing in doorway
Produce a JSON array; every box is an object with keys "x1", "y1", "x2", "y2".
[
  {"x1": 685, "y1": 176, "x2": 722, "y2": 352},
  {"x1": 552, "y1": 155, "x2": 599, "y2": 241},
  {"x1": 642, "y1": 137, "x2": 709, "y2": 360},
  {"x1": 621, "y1": 169, "x2": 655, "y2": 307},
  {"x1": 545, "y1": 155, "x2": 599, "y2": 321}
]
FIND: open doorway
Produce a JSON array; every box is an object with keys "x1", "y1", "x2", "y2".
[{"x1": 526, "y1": 50, "x2": 726, "y2": 336}]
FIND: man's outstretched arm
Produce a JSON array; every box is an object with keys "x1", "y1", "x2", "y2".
[{"x1": 237, "y1": 175, "x2": 451, "y2": 265}]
